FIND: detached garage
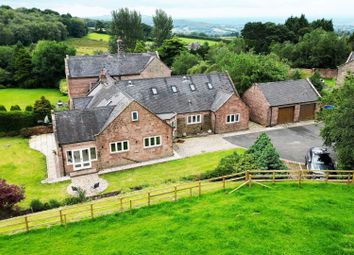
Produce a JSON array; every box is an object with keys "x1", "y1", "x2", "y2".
[{"x1": 242, "y1": 79, "x2": 321, "y2": 126}]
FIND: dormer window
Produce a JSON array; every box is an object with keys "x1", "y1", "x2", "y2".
[
  {"x1": 171, "y1": 85, "x2": 178, "y2": 93},
  {"x1": 106, "y1": 100, "x2": 112, "y2": 106},
  {"x1": 151, "y1": 87, "x2": 158, "y2": 95},
  {"x1": 207, "y1": 82, "x2": 213, "y2": 89},
  {"x1": 190, "y1": 84, "x2": 196, "y2": 91},
  {"x1": 131, "y1": 111, "x2": 138, "y2": 121}
]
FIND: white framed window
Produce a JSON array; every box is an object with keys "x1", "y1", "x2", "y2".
[
  {"x1": 66, "y1": 147, "x2": 96, "y2": 168},
  {"x1": 207, "y1": 82, "x2": 213, "y2": 89},
  {"x1": 144, "y1": 136, "x2": 161, "y2": 148},
  {"x1": 187, "y1": 114, "x2": 202, "y2": 125},
  {"x1": 110, "y1": 140, "x2": 129, "y2": 153},
  {"x1": 226, "y1": 113, "x2": 240, "y2": 124},
  {"x1": 131, "y1": 111, "x2": 138, "y2": 121},
  {"x1": 171, "y1": 85, "x2": 178, "y2": 93},
  {"x1": 151, "y1": 87, "x2": 158, "y2": 95},
  {"x1": 190, "y1": 84, "x2": 196, "y2": 91}
]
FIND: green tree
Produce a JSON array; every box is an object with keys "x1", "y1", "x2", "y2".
[
  {"x1": 285, "y1": 14, "x2": 310, "y2": 40},
  {"x1": 247, "y1": 133, "x2": 286, "y2": 170},
  {"x1": 187, "y1": 61, "x2": 210, "y2": 74},
  {"x1": 33, "y1": 96, "x2": 53, "y2": 121},
  {"x1": 95, "y1": 20, "x2": 105, "y2": 33},
  {"x1": 320, "y1": 75, "x2": 354, "y2": 169},
  {"x1": 0, "y1": 105, "x2": 6, "y2": 111},
  {"x1": 309, "y1": 71, "x2": 324, "y2": 93},
  {"x1": 158, "y1": 37, "x2": 186, "y2": 67},
  {"x1": 152, "y1": 9, "x2": 173, "y2": 47},
  {"x1": 110, "y1": 8, "x2": 144, "y2": 52},
  {"x1": 12, "y1": 44, "x2": 35, "y2": 88},
  {"x1": 133, "y1": 40, "x2": 146, "y2": 53},
  {"x1": 290, "y1": 69, "x2": 302, "y2": 80},
  {"x1": 61, "y1": 14, "x2": 87, "y2": 37},
  {"x1": 172, "y1": 51, "x2": 201, "y2": 75},
  {"x1": 311, "y1": 19, "x2": 334, "y2": 32},
  {"x1": 10, "y1": 105, "x2": 21, "y2": 111},
  {"x1": 32, "y1": 41, "x2": 75, "y2": 87}
]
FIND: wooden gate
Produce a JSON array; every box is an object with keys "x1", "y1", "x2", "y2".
[
  {"x1": 299, "y1": 104, "x2": 316, "y2": 121},
  {"x1": 277, "y1": 106, "x2": 295, "y2": 124}
]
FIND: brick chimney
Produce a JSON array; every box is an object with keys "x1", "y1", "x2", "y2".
[
  {"x1": 99, "y1": 68, "x2": 107, "y2": 81},
  {"x1": 117, "y1": 38, "x2": 123, "y2": 55}
]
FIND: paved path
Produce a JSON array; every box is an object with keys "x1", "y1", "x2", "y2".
[
  {"x1": 224, "y1": 123, "x2": 325, "y2": 163},
  {"x1": 68, "y1": 174, "x2": 108, "y2": 197},
  {"x1": 29, "y1": 134, "x2": 64, "y2": 183}
]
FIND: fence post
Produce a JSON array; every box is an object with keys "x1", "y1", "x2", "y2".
[
  {"x1": 248, "y1": 171, "x2": 252, "y2": 187},
  {"x1": 24, "y1": 216, "x2": 29, "y2": 232},
  {"x1": 148, "y1": 192, "x2": 151, "y2": 206},
  {"x1": 90, "y1": 204, "x2": 94, "y2": 219},
  {"x1": 272, "y1": 171, "x2": 275, "y2": 183},
  {"x1": 222, "y1": 177, "x2": 226, "y2": 190},
  {"x1": 198, "y1": 181, "x2": 201, "y2": 196},
  {"x1": 325, "y1": 172, "x2": 329, "y2": 183},
  {"x1": 298, "y1": 170, "x2": 302, "y2": 186},
  {"x1": 348, "y1": 173, "x2": 351, "y2": 184},
  {"x1": 59, "y1": 210, "x2": 63, "y2": 225},
  {"x1": 64, "y1": 214, "x2": 67, "y2": 226},
  {"x1": 174, "y1": 186, "x2": 177, "y2": 201},
  {"x1": 189, "y1": 187, "x2": 192, "y2": 197},
  {"x1": 129, "y1": 200, "x2": 132, "y2": 212},
  {"x1": 119, "y1": 197, "x2": 123, "y2": 212}
]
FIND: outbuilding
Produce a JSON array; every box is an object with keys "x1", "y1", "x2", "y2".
[{"x1": 242, "y1": 79, "x2": 321, "y2": 126}]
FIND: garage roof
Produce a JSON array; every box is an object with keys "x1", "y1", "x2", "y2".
[{"x1": 256, "y1": 79, "x2": 320, "y2": 106}]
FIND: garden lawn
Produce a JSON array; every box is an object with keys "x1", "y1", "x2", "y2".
[
  {"x1": 0, "y1": 136, "x2": 242, "y2": 208},
  {"x1": 0, "y1": 88, "x2": 67, "y2": 111},
  {"x1": 66, "y1": 33, "x2": 109, "y2": 55},
  {"x1": 0, "y1": 183, "x2": 352, "y2": 254}
]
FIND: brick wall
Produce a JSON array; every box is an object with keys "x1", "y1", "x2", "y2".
[
  {"x1": 95, "y1": 101, "x2": 173, "y2": 169},
  {"x1": 67, "y1": 77, "x2": 97, "y2": 100},
  {"x1": 176, "y1": 112, "x2": 212, "y2": 137},
  {"x1": 214, "y1": 94, "x2": 249, "y2": 133},
  {"x1": 242, "y1": 85, "x2": 271, "y2": 126},
  {"x1": 337, "y1": 62, "x2": 354, "y2": 86}
]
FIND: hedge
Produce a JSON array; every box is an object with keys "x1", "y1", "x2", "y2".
[{"x1": 0, "y1": 111, "x2": 36, "y2": 132}]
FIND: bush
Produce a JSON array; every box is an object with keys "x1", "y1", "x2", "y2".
[
  {"x1": 310, "y1": 71, "x2": 324, "y2": 93},
  {"x1": 48, "y1": 199, "x2": 61, "y2": 209},
  {"x1": 63, "y1": 196, "x2": 83, "y2": 206},
  {"x1": 30, "y1": 199, "x2": 46, "y2": 212},
  {"x1": 25, "y1": 105, "x2": 33, "y2": 111},
  {"x1": 0, "y1": 105, "x2": 6, "y2": 111},
  {"x1": 34, "y1": 96, "x2": 53, "y2": 122},
  {"x1": 59, "y1": 79, "x2": 68, "y2": 95},
  {"x1": 10, "y1": 105, "x2": 21, "y2": 111},
  {"x1": 0, "y1": 179, "x2": 24, "y2": 212},
  {"x1": 0, "y1": 111, "x2": 36, "y2": 132},
  {"x1": 0, "y1": 84, "x2": 7, "y2": 89}
]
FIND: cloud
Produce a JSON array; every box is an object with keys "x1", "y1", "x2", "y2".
[{"x1": 3, "y1": 0, "x2": 354, "y2": 18}]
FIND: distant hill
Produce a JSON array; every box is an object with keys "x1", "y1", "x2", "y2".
[{"x1": 89, "y1": 15, "x2": 354, "y2": 35}]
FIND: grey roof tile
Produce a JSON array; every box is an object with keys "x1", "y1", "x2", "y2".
[
  {"x1": 72, "y1": 97, "x2": 93, "y2": 110},
  {"x1": 257, "y1": 79, "x2": 319, "y2": 106},
  {"x1": 66, "y1": 53, "x2": 157, "y2": 78}
]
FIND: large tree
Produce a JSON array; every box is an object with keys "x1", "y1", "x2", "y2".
[
  {"x1": 32, "y1": 41, "x2": 75, "y2": 87},
  {"x1": 0, "y1": 179, "x2": 24, "y2": 217},
  {"x1": 152, "y1": 9, "x2": 173, "y2": 47},
  {"x1": 285, "y1": 14, "x2": 310, "y2": 40},
  {"x1": 158, "y1": 37, "x2": 186, "y2": 67},
  {"x1": 172, "y1": 51, "x2": 201, "y2": 75},
  {"x1": 110, "y1": 8, "x2": 144, "y2": 52},
  {"x1": 12, "y1": 44, "x2": 35, "y2": 88},
  {"x1": 320, "y1": 75, "x2": 354, "y2": 169}
]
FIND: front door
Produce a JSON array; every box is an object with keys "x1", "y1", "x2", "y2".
[{"x1": 73, "y1": 149, "x2": 91, "y2": 170}]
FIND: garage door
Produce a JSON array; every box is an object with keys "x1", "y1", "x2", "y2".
[
  {"x1": 299, "y1": 104, "x2": 316, "y2": 121},
  {"x1": 278, "y1": 106, "x2": 294, "y2": 124}
]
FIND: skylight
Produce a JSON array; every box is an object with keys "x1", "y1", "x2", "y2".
[
  {"x1": 190, "y1": 84, "x2": 196, "y2": 91},
  {"x1": 171, "y1": 85, "x2": 178, "y2": 93},
  {"x1": 151, "y1": 87, "x2": 158, "y2": 95},
  {"x1": 207, "y1": 82, "x2": 213, "y2": 89}
]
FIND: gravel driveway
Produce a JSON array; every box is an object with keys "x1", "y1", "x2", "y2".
[{"x1": 224, "y1": 124, "x2": 326, "y2": 163}]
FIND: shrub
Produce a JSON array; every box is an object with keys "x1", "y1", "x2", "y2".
[
  {"x1": 10, "y1": 105, "x2": 21, "y2": 111},
  {"x1": 30, "y1": 199, "x2": 46, "y2": 212},
  {"x1": 25, "y1": 105, "x2": 33, "y2": 111},
  {"x1": 48, "y1": 199, "x2": 61, "y2": 209},
  {"x1": 201, "y1": 151, "x2": 258, "y2": 179},
  {"x1": 0, "y1": 84, "x2": 6, "y2": 89},
  {"x1": 0, "y1": 105, "x2": 6, "y2": 111},
  {"x1": 33, "y1": 96, "x2": 53, "y2": 122},
  {"x1": 310, "y1": 71, "x2": 324, "y2": 93},
  {"x1": 0, "y1": 111, "x2": 36, "y2": 132},
  {"x1": 0, "y1": 179, "x2": 24, "y2": 211},
  {"x1": 59, "y1": 79, "x2": 68, "y2": 95},
  {"x1": 63, "y1": 196, "x2": 83, "y2": 206}
]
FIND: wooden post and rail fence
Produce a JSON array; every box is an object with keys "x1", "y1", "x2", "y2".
[{"x1": 0, "y1": 169, "x2": 352, "y2": 235}]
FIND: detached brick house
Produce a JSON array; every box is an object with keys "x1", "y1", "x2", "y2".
[
  {"x1": 53, "y1": 72, "x2": 249, "y2": 177},
  {"x1": 242, "y1": 79, "x2": 321, "y2": 126},
  {"x1": 336, "y1": 51, "x2": 354, "y2": 86},
  {"x1": 65, "y1": 52, "x2": 171, "y2": 101}
]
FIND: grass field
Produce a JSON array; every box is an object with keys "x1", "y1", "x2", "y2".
[
  {"x1": 66, "y1": 32, "x2": 109, "y2": 55},
  {"x1": 0, "y1": 183, "x2": 352, "y2": 254},
  {"x1": 0, "y1": 88, "x2": 68, "y2": 110},
  {"x1": 0, "y1": 136, "x2": 241, "y2": 207},
  {"x1": 178, "y1": 36, "x2": 219, "y2": 46}
]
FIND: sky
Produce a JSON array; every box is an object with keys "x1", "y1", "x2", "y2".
[{"x1": 3, "y1": 0, "x2": 354, "y2": 19}]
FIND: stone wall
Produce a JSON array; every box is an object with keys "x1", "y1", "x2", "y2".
[
  {"x1": 242, "y1": 85, "x2": 271, "y2": 126},
  {"x1": 176, "y1": 112, "x2": 212, "y2": 137},
  {"x1": 337, "y1": 62, "x2": 354, "y2": 86},
  {"x1": 213, "y1": 94, "x2": 249, "y2": 133},
  {"x1": 95, "y1": 101, "x2": 173, "y2": 169}
]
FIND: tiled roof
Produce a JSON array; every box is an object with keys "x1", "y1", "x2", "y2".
[
  {"x1": 256, "y1": 79, "x2": 320, "y2": 106},
  {"x1": 66, "y1": 52, "x2": 157, "y2": 78}
]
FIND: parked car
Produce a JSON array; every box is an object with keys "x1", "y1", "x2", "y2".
[{"x1": 305, "y1": 147, "x2": 335, "y2": 177}]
